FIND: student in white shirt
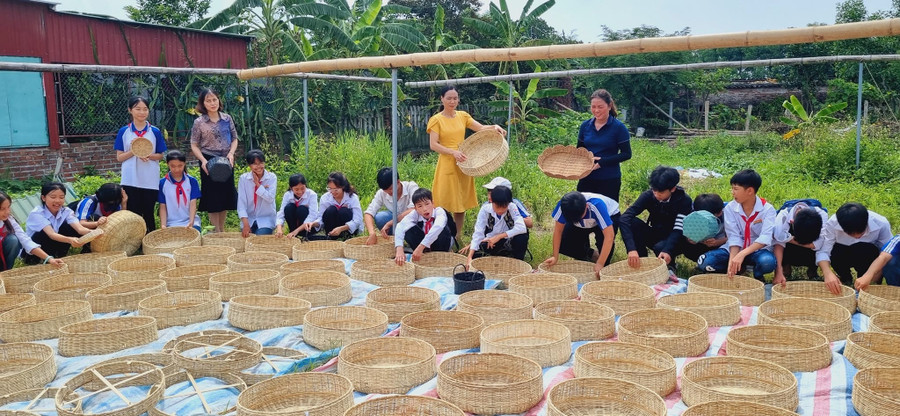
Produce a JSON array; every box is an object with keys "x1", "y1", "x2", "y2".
[
  {"x1": 543, "y1": 191, "x2": 620, "y2": 277},
  {"x1": 0, "y1": 191, "x2": 65, "y2": 269},
  {"x1": 158, "y1": 150, "x2": 201, "y2": 230},
  {"x1": 275, "y1": 173, "x2": 319, "y2": 239},
  {"x1": 365, "y1": 167, "x2": 418, "y2": 245},
  {"x1": 483, "y1": 176, "x2": 533, "y2": 229},
  {"x1": 818, "y1": 202, "x2": 893, "y2": 294},
  {"x1": 73, "y1": 183, "x2": 127, "y2": 229},
  {"x1": 24, "y1": 183, "x2": 92, "y2": 264},
  {"x1": 771, "y1": 200, "x2": 828, "y2": 285},
  {"x1": 394, "y1": 188, "x2": 456, "y2": 265},
  {"x1": 114, "y1": 96, "x2": 167, "y2": 233},
  {"x1": 237, "y1": 150, "x2": 278, "y2": 237},
  {"x1": 464, "y1": 186, "x2": 528, "y2": 266},
  {"x1": 311, "y1": 172, "x2": 362, "y2": 240}
]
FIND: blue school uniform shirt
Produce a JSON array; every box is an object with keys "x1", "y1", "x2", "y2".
[
  {"x1": 577, "y1": 116, "x2": 631, "y2": 181},
  {"x1": 552, "y1": 192, "x2": 620, "y2": 229},
  {"x1": 74, "y1": 197, "x2": 121, "y2": 220},
  {"x1": 114, "y1": 123, "x2": 167, "y2": 190},
  {"x1": 158, "y1": 173, "x2": 201, "y2": 228},
  {"x1": 882, "y1": 234, "x2": 900, "y2": 257}
]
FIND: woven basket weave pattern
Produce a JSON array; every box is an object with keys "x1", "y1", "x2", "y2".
[
  {"x1": 579, "y1": 280, "x2": 656, "y2": 315},
  {"x1": 0, "y1": 300, "x2": 92, "y2": 342},
  {"x1": 281, "y1": 259, "x2": 345, "y2": 275},
  {"x1": 61, "y1": 251, "x2": 127, "y2": 274},
  {"x1": 682, "y1": 401, "x2": 801, "y2": 416},
  {"x1": 470, "y1": 256, "x2": 533, "y2": 283},
  {"x1": 771, "y1": 281, "x2": 857, "y2": 313},
  {"x1": 399, "y1": 310, "x2": 483, "y2": 353},
  {"x1": 0, "y1": 293, "x2": 36, "y2": 313},
  {"x1": 58, "y1": 316, "x2": 158, "y2": 356},
  {"x1": 869, "y1": 311, "x2": 900, "y2": 334},
  {"x1": 573, "y1": 341, "x2": 677, "y2": 397},
  {"x1": 337, "y1": 337, "x2": 436, "y2": 394},
  {"x1": 138, "y1": 290, "x2": 223, "y2": 329},
  {"x1": 725, "y1": 324, "x2": 832, "y2": 373},
  {"x1": 537, "y1": 145, "x2": 595, "y2": 181},
  {"x1": 158, "y1": 264, "x2": 227, "y2": 291},
  {"x1": 55, "y1": 361, "x2": 164, "y2": 416},
  {"x1": 508, "y1": 272, "x2": 578, "y2": 305},
  {"x1": 534, "y1": 300, "x2": 615, "y2": 341},
  {"x1": 173, "y1": 245, "x2": 235, "y2": 266},
  {"x1": 455, "y1": 289, "x2": 533, "y2": 326},
  {"x1": 687, "y1": 274, "x2": 765, "y2": 306},
  {"x1": 852, "y1": 367, "x2": 900, "y2": 416},
  {"x1": 91, "y1": 210, "x2": 146, "y2": 255},
  {"x1": 365, "y1": 286, "x2": 441, "y2": 323},
  {"x1": 202, "y1": 232, "x2": 246, "y2": 253},
  {"x1": 600, "y1": 257, "x2": 669, "y2": 286},
  {"x1": 656, "y1": 292, "x2": 741, "y2": 327},
  {"x1": 172, "y1": 332, "x2": 262, "y2": 373},
  {"x1": 107, "y1": 255, "x2": 175, "y2": 283},
  {"x1": 858, "y1": 285, "x2": 900, "y2": 316},
  {"x1": 85, "y1": 279, "x2": 167, "y2": 313},
  {"x1": 413, "y1": 251, "x2": 467, "y2": 279},
  {"x1": 547, "y1": 377, "x2": 667, "y2": 416},
  {"x1": 538, "y1": 259, "x2": 597, "y2": 283},
  {"x1": 239, "y1": 346, "x2": 306, "y2": 386},
  {"x1": 209, "y1": 269, "x2": 281, "y2": 301},
  {"x1": 350, "y1": 259, "x2": 415, "y2": 287},
  {"x1": 343, "y1": 236, "x2": 394, "y2": 260},
  {"x1": 302, "y1": 306, "x2": 388, "y2": 350},
  {"x1": 226, "y1": 251, "x2": 289, "y2": 272},
  {"x1": 32, "y1": 273, "x2": 111, "y2": 303},
  {"x1": 681, "y1": 356, "x2": 799, "y2": 410},
  {"x1": 236, "y1": 372, "x2": 354, "y2": 416},
  {"x1": 292, "y1": 240, "x2": 345, "y2": 261},
  {"x1": 757, "y1": 297, "x2": 852, "y2": 342},
  {"x1": 227, "y1": 295, "x2": 310, "y2": 331},
  {"x1": 617, "y1": 308, "x2": 710, "y2": 357},
  {"x1": 245, "y1": 235, "x2": 296, "y2": 259},
  {"x1": 344, "y1": 395, "x2": 464, "y2": 416},
  {"x1": 142, "y1": 227, "x2": 201, "y2": 255},
  {"x1": 279, "y1": 271, "x2": 352, "y2": 307},
  {"x1": 843, "y1": 331, "x2": 900, "y2": 369},
  {"x1": 0, "y1": 343, "x2": 56, "y2": 396},
  {"x1": 0, "y1": 263, "x2": 69, "y2": 294},
  {"x1": 437, "y1": 353, "x2": 543, "y2": 415},
  {"x1": 456, "y1": 129, "x2": 509, "y2": 177},
  {"x1": 480, "y1": 319, "x2": 572, "y2": 367}
]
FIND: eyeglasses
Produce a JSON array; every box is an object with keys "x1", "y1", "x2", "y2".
[{"x1": 326, "y1": 187, "x2": 340, "y2": 193}]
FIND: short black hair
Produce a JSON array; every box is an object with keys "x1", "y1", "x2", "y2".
[
  {"x1": 649, "y1": 165, "x2": 680, "y2": 191},
  {"x1": 792, "y1": 208, "x2": 824, "y2": 245},
  {"x1": 490, "y1": 185, "x2": 512, "y2": 206},
  {"x1": 730, "y1": 169, "x2": 762, "y2": 193},
  {"x1": 693, "y1": 193, "x2": 724, "y2": 215},
  {"x1": 95, "y1": 183, "x2": 123, "y2": 205},
  {"x1": 836, "y1": 202, "x2": 869, "y2": 235},
  {"x1": 245, "y1": 149, "x2": 265, "y2": 165},
  {"x1": 166, "y1": 149, "x2": 186, "y2": 163},
  {"x1": 376, "y1": 167, "x2": 395, "y2": 190},
  {"x1": 412, "y1": 188, "x2": 433, "y2": 205},
  {"x1": 289, "y1": 173, "x2": 307, "y2": 188},
  {"x1": 560, "y1": 191, "x2": 587, "y2": 224}
]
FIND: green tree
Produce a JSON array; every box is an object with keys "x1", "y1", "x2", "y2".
[
  {"x1": 321, "y1": 0, "x2": 426, "y2": 57},
  {"x1": 462, "y1": 0, "x2": 557, "y2": 75},
  {"x1": 124, "y1": 0, "x2": 211, "y2": 26},
  {"x1": 388, "y1": 0, "x2": 481, "y2": 37}
]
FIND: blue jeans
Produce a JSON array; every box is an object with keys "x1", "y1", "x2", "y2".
[
  {"x1": 1, "y1": 235, "x2": 22, "y2": 271},
  {"x1": 884, "y1": 255, "x2": 900, "y2": 286},
  {"x1": 697, "y1": 247, "x2": 776, "y2": 280},
  {"x1": 374, "y1": 211, "x2": 395, "y2": 236},
  {"x1": 249, "y1": 222, "x2": 273, "y2": 236}
]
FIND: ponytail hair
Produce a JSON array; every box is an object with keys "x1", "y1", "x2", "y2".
[
  {"x1": 327, "y1": 172, "x2": 356, "y2": 197},
  {"x1": 0, "y1": 191, "x2": 13, "y2": 235}
]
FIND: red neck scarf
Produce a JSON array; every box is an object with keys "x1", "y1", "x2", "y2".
[
  {"x1": 423, "y1": 217, "x2": 435, "y2": 234},
  {"x1": 740, "y1": 198, "x2": 767, "y2": 249},
  {"x1": 131, "y1": 122, "x2": 150, "y2": 137},
  {"x1": 168, "y1": 173, "x2": 188, "y2": 207}
]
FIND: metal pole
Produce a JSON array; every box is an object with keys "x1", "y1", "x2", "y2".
[
  {"x1": 856, "y1": 62, "x2": 863, "y2": 168},
  {"x1": 303, "y1": 78, "x2": 309, "y2": 171},
  {"x1": 391, "y1": 69, "x2": 399, "y2": 234},
  {"x1": 507, "y1": 81, "x2": 513, "y2": 142},
  {"x1": 244, "y1": 82, "x2": 251, "y2": 149},
  {"x1": 668, "y1": 102, "x2": 673, "y2": 129}
]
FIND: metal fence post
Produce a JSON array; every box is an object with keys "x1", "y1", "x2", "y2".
[
  {"x1": 244, "y1": 82, "x2": 251, "y2": 150},
  {"x1": 856, "y1": 62, "x2": 863, "y2": 168},
  {"x1": 303, "y1": 78, "x2": 309, "y2": 171},
  {"x1": 391, "y1": 69, "x2": 399, "y2": 234},
  {"x1": 507, "y1": 81, "x2": 513, "y2": 142}
]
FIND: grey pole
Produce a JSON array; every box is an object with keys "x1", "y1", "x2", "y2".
[
  {"x1": 244, "y1": 82, "x2": 251, "y2": 150},
  {"x1": 303, "y1": 78, "x2": 309, "y2": 171},
  {"x1": 391, "y1": 69, "x2": 400, "y2": 234},
  {"x1": 507, "y1": 81, "x2": 514, "y2": 142},
  {"x1": 855, "y1": 62, "x2": 863, "y2": 168}
]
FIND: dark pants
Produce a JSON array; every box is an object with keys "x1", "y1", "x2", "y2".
[
  {"x1": 24, "y1": 223, "x2": 80, "y2": 264},
  {"x1": 680, "y1": 238, "x2": 718, "y2": 262},
  {"x1": 283, "y1": 205, "x2": 310, "y2": 238},
  {"x1": 831, "y1": 242, "x2": 881, "y2": 285},
  {"x1": 474, "y1": 232, "x2": 529, "y2": 260},
  {"x1": 318, "y1": 206, "x2": 356, "y2": 240},
  {"x1": 577, "y1": 177, "x2": 621, "y2": 202},
  {"x1": 123, "y1": 185, "x2": 157, "y2": 233},
  {"x1": 1, "y1": 234, "x2": 22, "y2": 270},
  {"x1": 624, "y1": 218, "x2": 671, "y2": 257},
  {"x1": 559, "y1": 214, "x2": 620, "y2": 264}
]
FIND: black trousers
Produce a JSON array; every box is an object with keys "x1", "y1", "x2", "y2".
[
  {"x1": 316, "y1": 206, "x2": 356, "y2": 239},
  {"x1": 782, "y1": 244, "x2": 817, "y2": 268},
  {"x1": 283, "y1": 204, "x2": 310, "y2": 237},
  {"x1": 123, "y1": 185, "x2": 157, "y2": 233},
  {"x1": 404, "y1": 216, "x2": 456, "y2": 252},
  {"x1": 24, "y1": 223, "x2": 80, "y2": 264},
  {"x1": 831, "y1": 242, "x2": 881, "y2": 285},
  {"x1": 473, "y1": 232, "x2": 529, "y2": 260},
  {"x1": 624, "y1": 218, "x2": 672, "y2": 257},
  {"x1": 576, "y1": 177, "x2": 621, "y2": 202},
  {"x1": 559, "y1": 214, "x2": 620, "y2": 264},
  {"x1": 680, "y1": 238, "x2": 718, "y2": 262}
]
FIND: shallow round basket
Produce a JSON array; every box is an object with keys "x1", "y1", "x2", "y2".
[
  {"x1": 538, "y1": 259, "x2": 597, "y2": 284},
  {"x1": 245, "y1": 235, "x2": 296, "y2": 259},
  {"x1": 0, "y1": 293, "x2": 36, "y2": 313},
  {"x1": 0, "y1": 343, "x2": 56, "y2": 396},
  {"x1": 55, "y1": 361, "x2": 164, "y2": 416},
  {"x1": 351, "y1": 259, "x2": 415, "y2": 287},
  {"x1": 757, "y1": 297, "x2": 852, "y2": 342},
  {"x1": 600, "y1": 257, "x2": 670, "y2": 286},
  {"x1": 91, "y1": 210, "x2": 146, "y2": 255},
  {"x1": 470, "y1": 256, "x2": 533, "y2": 284},
  {"x1": 413, "y1": 251, "x2": 468, "y2": 279},
  {"x1": 337, "y1": 337, "x2": 436, "y2": 394},
  {"x1": 236, "y1": 372, "x2": 353, "y2": 416},
  {"x1": 60, "y1": 251, "x2": 127, "y2": 274},
  {"x1": 142, "y1": 227, "x2": 201, "y2": 255},
  {"x1": 681, "y1": 356, "x2": 798, "y2": 410},
  {"x1": 158, "y1": 264, "x2": 227, "y2": 291},
  {"x1": 75, "y1": 228, "x2": 104, "y2": 245},
  {"x1": 173, "y1": 245, "x2": 235, "y2": 267},
  {"x1": 203, "y1": 231, "x2": 246, "y2": 253},
  {"x1": 239, "y1": 346, "x2": 306, "y2": 385},
  {"x1": 172, "y1": 332, "x2": 262, "y2": 373},
  {"x1": 858, "y1": 285, "x2": 900, "y2": 316},
  {"x1": 869, "y1": 311, "x2": 900, "y2": 335},
  {"x1": 58, "y1": 316, "x2": 158, "y2": 356},
  {"x1": 682, "y1": 401, "x2": 801, "y2": 416},
  {"x1": 480, "y1": 319, "x2": 572, "y2": 367},
  {"x1": 656, "y1": 292, "x2": 741, "y2": 327},
  {"x1": 151, "y1": 370, "x2": 246, "y2": 416},
  {"x1": 456, "y1": 289, "x2": 534, "y2": 326},
  {"x1": 0, "y1": 388, "x2": 59, "y2": 415},
  {"x1": 508, "y1": 272, "x2": 578, "y2": 305},
  {"x1": 852, "y1": 367, "x2": 900, "y2": 416},
  {"x1": 365, "y1": 286, "x2": 441, "y2": 323},
  {"x1": 228, "y1": 295, "x2": 310, "y2": 331},
  {"x1": 534, "y1": 300, "x2": 615, "y2": 341},
  {"x1": 0, "y1": 300, "x2": 92, "y2": 342},
  {"x1": 618, "y1": 308, "x2": 710, "y2": 357},
  {"x1": 107, "y1": 254, "x2": 175, "y2": 283},
  {"x1": 138, "y1": 290, "x2": 223, "y2": 329},
  {"x1": 844, "y1": 331, "x2": 900, "y2": 370},
  {"x1": 772, "y1": 281, "x2": 857, "y2": 313},
  {"x1": 32, "y1": 272, "x2": 111, "y2": 303},
  {"x1": 573, "y1": 341, "x2": 677, "y2": 397},
  {"x1": 227, "y1": 251, "x2": 289, "y2": 272},
  {"x1": 303, "y1": 306, "x2": 388, "y2": 350},
  {"x1": 279, "y1": 270, "x2": 352, "y2": 307},
  {"x1": 547, "y1": 377, "x2": 666, "y2": 416},
  {"x1": 0, "y1": 263, "x2": 69, "y2": 294},
  {"x1": 688, "y1": 274, "x2": 765, "y2": 306},
  {"x1": 162, "y1": 329, "x2": 242, "y2": 353},
  {"x1": 209, "y1": 269, "x2": 281, "y2": 301},
  {"x1": 725, "y1": 324, "x2": 831, "y2": 372},
  {"x1": 85, "y1": 279, "x2": 167, "y2": 313},
  {"x1": 291, "y1": 240, "x2": 345, "y2": 261},
  {"x1": 85, "y1": 352, "x2": 177, "y2": 383},
  {"x1": 456, "y1": 129, "x2": 509, "y2": 177},
  {"x1": 281, "y1": 259, "x2": 346, "y2": 276},
  {"x1": 579, "y1": 280, "x2": 656, "y2": 315},
  {"x1": 400, "y1": 310, "x2": 484, "y2": 353},
  {"x1": 537, "y1": 145, "x2": 594, "y2": 181},
  {"x1": 344, "y1": 395, "x2": 464, "y2": 416},
  {"x1": 343, "y1": 236, "x2": 394, "y2": 260},
  {"x1": 130, "y1": 136, "x2": 153, "y2": 158},
  {"x1": 437, "y1": 352, "x2": 542, "y2": 415}
]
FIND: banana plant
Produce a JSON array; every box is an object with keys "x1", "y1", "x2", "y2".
[
  {"x1": 488, "y1": 65, "x2": 568, "y2": 140},
  {"x1": 781, "y1": 94, "x2": 848, "y2": 138}
]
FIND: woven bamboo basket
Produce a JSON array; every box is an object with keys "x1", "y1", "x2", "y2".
[
  {"x1": 303, "y1": 306, "x2": 388, "y2": 350},
  {"x1": 236, "y1": 372, "x2": 354, "y2": 416},
  {"x1": 600, "y1": 257, "x2": 670, "y2": 286},
  {"x1": 203, "y1": 231, "x2": 246, "y2": 253},
  {"x1": 227, "y1": 251, "x2": 289, "y2": 272},
  {"x1": 90, "y1": 210, "x2": 146, "y2": 255},
  {"x1": 344, "y1": 395, "x2": 465, "y2": 416},
  {"x1": 456, "y1": 129, "x2": 508, "y2": 177},
  {"x1": 228, "y1": 295, "x2": 310, "y2": 331},
  {"x1": 239, "y1": 346, "x2": 306, "y2": 385},
  {"x1": 656, "y1": 292, "x2": 742, "y2": 327},
  {"x1": 0, "y1": 343, "x2": 56, "y2": 396},
  {"x1": 291, "y1": 240, "x2": 345, "y2": 261},
  {"x1": 579, "y1": 280, "x2": 656, "y2": 315},
  {"x1": 844, "y1": 331, "x2": 900, "y2": 369},
  {"x1": 0, "y1": 411, "x2": 39, "y2": 416},
  {"x1": 58, "y1": 316, "x2": 158, "y2": 356},
  {"x1": 726, "y1": 325, "x2": 831, "y2": 372},
  {"x1": 456, "y1": 289, "x2": 534, "y2": 326},
  {"x1": 245, "y1": 235, "x2": 296, "y2": 259},
  {"x1": 142, "y1": 227, "x2": 201, "y2": 255},
  {"x1": 869, "y1": 311, "x2": 900, "y2": 334},
  {"x1": 60, "y1": 251, "x2": 127, "y2": 274},
  {"x1": 209, "y1": 269, "x2": 281, "y2": 301},
  {"x1": 365, "y1": 286, "x2": 441, "y2": 323},
  {"x1": 538, "y1": 259, "x2": 597, "y2": 283},
  {"x1": 534, "y1": 300, "x2": 615, "y2": 341},
  {"x1": 85, "y1": 279, "x2": 167, "y2": 313},
  {"x1": 107, "y1": 255, "x2": 175, "y2": 283},
  {"x1": 682, "y1": 401, "x2": 801, "y2": 416},
  {"x1": 162, "y1": 329, "x2": 242, "y2": 353},
  {"x1": 617, "y1": 308, "x2": 710, "y2": 357},
  {"x1": 173, "y1": 245, "x2": 235, "y2": 266},
  {"x1": 55, "y1": 360, "x2": 164, "y2": 416},
  {"x1": 281, "y1": 259, "x2": 346, "y2": 275},
  {"x1": 688, "y1": 273, "x2": 765, "y2": 306},
  {"x1": 574, "y1": 341, "x2": 677, "y2": 397},
  {"x1": 859, "y1": 285, "x2": 900, "y2": 316},
  {"x1": 772, "y1": 281, "x2": 857, "y2": 313},
  {"x1": 681, "y1": 356, "x2": 799, "y2": 410},
  {"x1": 0, "y1": 278, "x2": 3, "y2": 294},
  {"x1": 537, "y1": 145, "x2": 595, "y2": 181},
  {"x1": 547, "y1": 377, "x2": 667, "y2": 416},
  {"x1": 32, "y1": 272, "x2": 111, "y2": 303},
  {"x1": 0, "y1": 388, "x2": 59, "y2": 415},
  {"x1": 480, "y1": 319, "x2": 572, "y2": 367},
  {"x1": 0, "y1": 300, "x2": 92, "y2": 342},
  {"x1": 0, "y1": 263, "x2": 69, "y2": 293},
  {"x1": 138, "y1": 290, "x2": 223, "y2": 328},
  {"x1": 343, "y1": 236, "x2": 394, "y2": 260},
  {"x1": 436, "y1": 353, "x2": 542, "y2": 415},
  {"x1": 400, "y1": 310, "x2": 483, "y2": 353},
  {"x1": 158, "y1": 264, "x2": 227, "y2": 291},
  {"x1": 337, "y1": 337, "x2": 436, "y2": 394},
  {"x1": 350, "y1": 259, "x2": 416, "y2": 287},
  {"x1": 469, "y1": 256, "x2": 533, "y2": 284},
  {"x1": 76, "y1": 229, "x2": 105, "y2": 246},
  {"x1": 279, "y1": 271, "x2": 352, "y2": 307},
  {"x1": 757, "y1": 297, "x2": 852, "y2": 342},
  {"x1": 852, "y1": 367, "x2": 900, "y2": 416},
  {"x1": 130, "y1": 136, "x2": 153, "y2": 157},
  {"x1": 151, "y1": 370, "x2": 247, "y2": 416},
  {"x1": 413, "y1": 251, "x2": 468, "y2": 279},
  {"x1": 85, "y1": 352, "x2": 177, "y2": 384},
  {"x1": 508, "y1": 272, "x2": 578, "y2": 305},
  {"x1": 172, "y1": 332, "x2": 263, "y2": 373},
  {"x1": 0, "y1": 293, "x2": 35, "y2": 313}
]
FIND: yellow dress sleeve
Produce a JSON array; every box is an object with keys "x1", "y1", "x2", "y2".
[
  {"x1": 426, "y1": 114, "x2": 441, "y2": 134},
  {"x1": 462, "y1": 111, "x2": 477, "y2": 130}
]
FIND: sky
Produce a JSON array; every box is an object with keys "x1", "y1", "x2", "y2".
[{"x1": 51, "y1": 0, "x2": 896, "y2": 41}]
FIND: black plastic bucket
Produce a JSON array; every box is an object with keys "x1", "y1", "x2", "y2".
[
  {"x1": 453, "y1": 264, "x2": 485, "y2": 295},
  {"x1": 207, "y1": 156, "x2": 233, "y2": 183}
]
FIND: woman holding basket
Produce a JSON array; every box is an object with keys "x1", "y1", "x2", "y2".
[
  {"x1": 190, "y1": 87, "x2": 239, "y2": 233},
  {"x1": 576, "y1": 89, "x2": 631, "y2": 202}
]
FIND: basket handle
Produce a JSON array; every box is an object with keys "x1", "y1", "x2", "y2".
[
  {"x1": 453, "y1": 264, "x2": 484, "y2": 279},
  {"x1": 453, "y1": 264, "x2": 467, "y2": 275}
]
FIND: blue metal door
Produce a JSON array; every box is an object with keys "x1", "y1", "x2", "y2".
[{"x1": 0, "y1": 56, "x2": 49, "y2": 147}]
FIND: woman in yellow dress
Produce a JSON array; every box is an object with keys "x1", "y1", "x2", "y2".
[{"x1": 428, "y1": 86, "x2": 506, "y2": 242}]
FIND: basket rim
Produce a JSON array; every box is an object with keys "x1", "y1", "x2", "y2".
[
  {"x1": 304, "y1": 306, "x2": 389, "y2": 331},
  {"x1": 533, "y1": 300, "x2": 615, "y2": 322},
  {"x1": 618, "y1": 308, "x2": 709, "y2": 338},
  {"x1": 758, "y1": 297, "x2": 852, "y2": 322},
  {"x1": 853, "y1": 366, "x2": 900, "y2": 402},
  {"x1": 726, "y1": 324, "x2": 829, "y2": 353},
  {"x1": 32, "y1": 272, "x2": 111, "y2": 292},
  {"x1": 366, "y1": 286, "x2": 441, "y2": 303},
  {"x1": 86, "y1": 279, "x2": 167, "y2": 296},
  {"x1": 230, "y1": 294, "x2": 311, "y2": 311},
  {"x1": 574, "y1": 341, "x2": 677, "y2": 374},
  {"x1": 536, "y1": 145, "x2": 595, "y2": 180},
  {"x1": 682, "y1": 355, "x2": 799, "y2": 392},
  {"x1": 58, "y1": 316, "x2": 157, "y2": 335},
  {"x1": 210, "y1": 269, "x2": 281, "y2": 284},
  {"x1": 437, "y1": 352, "x2": 543, "y2": 388},
  {"x1": 688, "y1": 273, "x2": 765, "y2": 290},
  {"x1": 159, "y1": 264, "x2": 229, "y2": 278},
  {"x1": 457, "y1": 289, "x2": 534, "y2": 309},
  {"x1": 236, "y1": 372, "x2": 353, "y2": 414},
  {"x1": 481, "y1": 319, "x2": 572, "y2": 344},
  {"x1": 656, "y1": 292, "x2": 741, "y2": 309},
  {"x1": 546, "y1": 376, "x2": 666, "y2": 414},
  {"x1": 143, "y1": 227, "x2": 201, "y2": 246},
  {"x1": 580, "y1": 280, "x2": 656, "y2": 298},
  {"x1": 509, "y1": 272, "x2": 578, "y2": 288},
  {"x1": 344, "y1": 394, "x2": 464, "y2": 415},
  {"x1": 771, "y1": 280, "x2": 856, "y2": 298},
  {"x1": 400, "y1": 310, "x2": 484, "y2": 333},
  {"x1": 138, "y1": 289, "x2": 222, "y2": 309},
  {"x1": 339, "y1": 336, "x2": 436, "y2": 369},
  {"x1": 280, "y1": 270, "x2": 351, "y2": 292},
  {"x1": 0, "y1": 299, "x2": 91, "y2": 322}
]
